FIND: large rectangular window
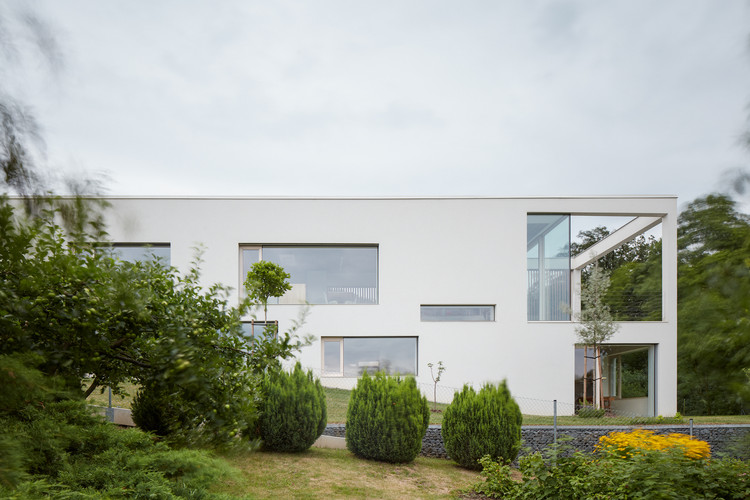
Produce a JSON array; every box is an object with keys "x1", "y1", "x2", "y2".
[
  {"x1": 110, "y1": 243, "x2": 171, "y2": 265},
  {"x1": 240, "y1": 245, "x2": 378, "y2": 304},
  {"x1": 321, "y1": 337, "x2": 417, "y2": 377},
  {"x1": 420, "y1": 305, "x2": 495, "y2": 321},
  {"x1": 527, "y1": 215, "x2": 570, "y2": 320}
]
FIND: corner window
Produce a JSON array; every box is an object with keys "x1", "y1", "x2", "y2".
[
  {"x1": 420, "y1": 305, "x2": 495, "y2": 321},
  {"x1": 527, "y1": 215, "x2": 570, "y2": 320},
  {"x1": 575, "y1": 345, "x2": 654, "y2": 417},
  {"x1": 109, "y1": 243, "x2": 171, "y2": 265},
  {"x1": 240, "y1": 245, "x2": 378, "y2": 305},
  {"x1": 321, "y1": 337, "x2": 417, "y2": 377}
]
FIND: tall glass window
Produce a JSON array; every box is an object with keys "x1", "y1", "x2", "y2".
[
  {"x1": 527, "y1": 215, "x2": 570, "y2": 320},
  {"x1": 240, "y1": 246, "x2": 378, "y2": 305}
]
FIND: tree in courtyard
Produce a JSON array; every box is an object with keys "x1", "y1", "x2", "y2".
[
  {"x1": 574, "y1": 265, "x2": 619, "y2": 410},
  {"x1": 244, "y1": 260, "x2": 292, "y2": 322}
]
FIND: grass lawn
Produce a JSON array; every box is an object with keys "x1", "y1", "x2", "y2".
[
  {"x1": 686, "y1": 415, "x2": 750, "y2": 425},
  {"x1": 83, "y1": 379, "x2": 140, "y2": 409},
  {"x1": 219, "y1": 447, "x2": 481, "y2": 500}
]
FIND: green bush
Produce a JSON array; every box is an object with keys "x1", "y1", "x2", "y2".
[
  {"x1": 0, "y1": 357, "x2": 234, "y2": 498},
  {"x1": 441, "y1": 381, "x2": 522, "y2": 470},
  {"x1": 259, "y1": 362, "x2": 327, "y2": 452},
  {"x1": 475, "y1": 443, "x2": 750, "y2": 499},
  {"x1": 346, "y1": 371, "x2": 429, "y2": 463}
]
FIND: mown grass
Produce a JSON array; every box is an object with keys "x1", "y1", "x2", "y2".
[
  {"x1": 83, "y1": 379, "x2": 139, "y2": 409},
  {"x1": 686, "y1": 415, "x2": 750, "y2": 425},
  {"x1": 218, "y1": 447, "x2": 480, "y2": 500},
  {"x1": 325, "y1": 387, "x2": 449, "y2": 425}
]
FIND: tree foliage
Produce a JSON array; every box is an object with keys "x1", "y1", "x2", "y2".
[
  {"x1": 575, "y1": 266, "x2": 619, "y2": 347},
  {"x1": 0, "y1": 195, "x2": 309, "y2": 447},
  {"x1": 677, "y1": 194, "x2": 750, "y2": 414},
  {"x1": 244, "y1": 260, "x2": 292, "y2": 321},
  {"x1": 571, "y1": 227, "x2": 662, "y2": 320}
]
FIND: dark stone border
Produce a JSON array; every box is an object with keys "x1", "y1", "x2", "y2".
[{"x1": 324, "y1": 424, "x2": 750, "y2": 459}]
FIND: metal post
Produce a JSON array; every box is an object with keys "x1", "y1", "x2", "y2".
[
  {"x1": 106, "y1": 387, "x2": 114, "y2": 423},
  {"x1": 689, "y1": 418, "x2": 693, "y2": 438},
  {"x1": 553, "y1": 399, "x2": 558, "y2": 446}
]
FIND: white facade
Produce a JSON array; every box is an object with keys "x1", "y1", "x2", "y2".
[{"x1": 104, "y1": 196, "x2": 678, "y2": 416}]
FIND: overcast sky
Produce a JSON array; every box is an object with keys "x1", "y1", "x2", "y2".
[{"x1": 7, "y1": 1, "x2": 750, "y2": 205}]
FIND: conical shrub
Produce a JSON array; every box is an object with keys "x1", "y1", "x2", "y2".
[
  {"x1": 346, "y1": 371, "x2": 429, "y2": 463},
  {"x1": 259, "y1": 362, "x2": 327, "y2": 452},
  {"x1": 441, "y1": 380, "x2": 522, "y2": 469}
]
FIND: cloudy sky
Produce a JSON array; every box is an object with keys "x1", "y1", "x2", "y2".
[{"x1": 7, "y1": 0, "x2": 750, "y2": 204}]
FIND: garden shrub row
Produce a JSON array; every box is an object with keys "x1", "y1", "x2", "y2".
[
  {"x1": 474, "y1": 430, "x2": 750, "y2": 499},
  {"x1": 345, "y1": 372, "x2": 523, "y2": 467}
]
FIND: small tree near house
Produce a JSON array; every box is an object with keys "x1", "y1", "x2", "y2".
[
  {"x1": 575, "y1": 265, "x2": 619, "y2": 410},
  {"x1": 244, "y1": 260, "x2": 292, "y2": 322},
  {"x1": 427, "y1": 361, "x2": 445, "y2": 412}
]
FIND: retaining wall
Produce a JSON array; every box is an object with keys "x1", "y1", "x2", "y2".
[{"x1": 323, "y1": 424, "x2": 750, "y2": 459}]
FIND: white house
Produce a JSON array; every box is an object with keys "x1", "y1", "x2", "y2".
[{"x1": 103, "y1": 196, "x2": 677, "y2": 417}]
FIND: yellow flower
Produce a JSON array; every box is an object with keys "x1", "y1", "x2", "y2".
[{"x1": 596, "y1": 429, "x2": 710, "y2": 460}]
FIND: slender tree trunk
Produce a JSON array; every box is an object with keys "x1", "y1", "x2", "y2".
[
  {"x1": 596, "y1": 346, "x2": 604, "y2": 410},
  {"x1": 583, "y1": 346, "x2": 588, "y2": 405}
]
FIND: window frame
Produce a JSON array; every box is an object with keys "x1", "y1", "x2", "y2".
[
  {"x1": 420, "y1": 305, "x2": 495, "y2": 322},
  {"x1": 107, "y1": 243, "x2": 172, "y2": 265},
  {"x1": 320, "y1": 336, "x2": 418, "y2": 377},
  {"x1": 240, "y1": 320, "x2": 278, "y2": 343},
  {"x1": 239, "y1": 244, "x2": 379, "y2": 305}
]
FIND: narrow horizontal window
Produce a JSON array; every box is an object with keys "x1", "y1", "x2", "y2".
[
  {"x1": 109, "y1": 243, "x2": 171, "y2": 265},
  {"x1": 321, "y1": 337, "x2": 417, "y2": 377},
  {"x1": 420, "y1": 305, "x2": 495, "y2": 322}
]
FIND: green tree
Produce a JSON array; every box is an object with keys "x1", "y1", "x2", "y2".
[
  {"x1": 0, "y1": 195, "x2": 310, "y2": 447},
  {"x1": 677, "y1": 194, "x2": 750, "y2": 414},
  {"x1": 574, "y1": 266, "x2": 619, "y2": 410},
  {"x1": 244, "y1": 260, "x2": 292, "y2": 322}
]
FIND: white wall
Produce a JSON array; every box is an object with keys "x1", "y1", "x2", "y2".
[{"x1": 104, "y1": 196, "x2": 678, "y2": 416}]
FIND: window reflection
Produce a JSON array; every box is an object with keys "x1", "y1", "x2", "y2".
[
  {"x1": 322, "y1": 337, "x2": 417, "y2": 377},
  {"x1": 241, "y1": 246, "x2": 378, "y2": 305},
  {"x1": 527, "y1": 215, "x2": 570, "y2": 320},
  {"x1": 110, "y1": 244, "x2": 171, "y2": 265}
]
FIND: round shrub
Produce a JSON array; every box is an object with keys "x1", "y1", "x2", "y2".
[
  {"x1": 259, "y1": 362, "x2": 327, "y2": 452},
  {"x1": 346, "y1": 371, "x2": 429, "y2": 463},
  {"x1": 442, "y1": 381, "x2": 522, "y2": 469}
]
